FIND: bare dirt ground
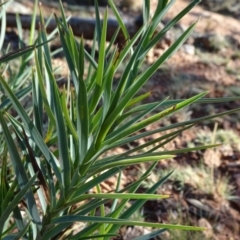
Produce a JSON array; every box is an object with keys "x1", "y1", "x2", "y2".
[{"x1": 6, "y1": 0, "x2": 240, "y2": 239}]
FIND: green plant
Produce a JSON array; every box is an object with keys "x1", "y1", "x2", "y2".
[{"x1": 1, "y1": 0, "x2": 240, "y2": 239}]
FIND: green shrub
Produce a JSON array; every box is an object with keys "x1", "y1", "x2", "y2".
[{"x1": 0, "y1": 0, "x2": 239, "y2": 239}]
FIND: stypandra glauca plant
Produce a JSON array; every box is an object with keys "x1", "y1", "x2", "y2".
[{"x1": 0, "y1": 0, "x2": 239, "y2": 239}]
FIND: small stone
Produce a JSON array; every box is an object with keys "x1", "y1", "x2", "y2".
[
  {"x1": 6, "y1": 2, "x2": 32, "y2": 14},
  {"x1": 203, "y1": 148, "x2": 221, "y2": 168},
  {"x1": 182, "y1": 44, "x2": 195, "y2": 55},
  {"x1": 121, "y1": 0, "x2": 142, "y2": 11},
  {"x1": 198, "y1": 218, "x2": 214, "y2": 238}
]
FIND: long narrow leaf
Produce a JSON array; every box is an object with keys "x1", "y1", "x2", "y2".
[
  {"x1": 106, "y1": 92, "x2": 206, "y2": 143},
  {"x1": 64, "y1": 193, "x2": 170, "y2": 208},
  {"x1": 0, "y1": 171, "x2": 37, "y2": 232},
  {"x1": 108, "y1": 0, "x2": 129, "y2": 39},
  {"x1": 89, "y1": 9, "x2": 108, "y2": 113},
  {"x1": 77, "y1": 39, "x2": 89, "y2": 164},
  {"x1": 76, "y1": 163, "x2": 160, "y2": 238},
  {"x1": 0, "y1": 113, "x2": 41, "y2": 230},
  {"x1": 0, "y1": 38, "x2": 54, "y2": 63},
  {"x1": 0, "y1": 74, "x2": 62, "y2": 185},
  {"x1": 0, "y1": 0, "x2": 7, "y2": 50},
  {"x1": 96, "y1": 22, "x2": 197, "y2": 147},
  {"x1": 91, "y1": 155, "x2": 174, "y2": 173},
  {"x1": 132, "y1": 229, "x2": 166, "y2": 240},
  {"x1": 106, "y1": 171, "x2": 174, "y2": 235},
  {"x1": 50, "y1": 215, "x2": 205, "y2": 231},
  {"x1": 44, "y1": 55, "x2": 71, "y2": 191}
]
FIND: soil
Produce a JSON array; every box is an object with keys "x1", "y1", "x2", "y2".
[{"x1": 5, "y1": 0, "x2": 240, "y2": 239}]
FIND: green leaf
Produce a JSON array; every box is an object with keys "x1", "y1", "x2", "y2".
[
  {"x1": 0, "y1": 113, "x2": 41, "y2": 230},
  {"x1": 54, "y1": 15, "x2": 79, "y2": 90},
  {"x1": 142, "y1": 0, "x2": 201, "y2": 57},
  {"x1": 77, "y1": 39, "x2": 89, "y2": 164},
  {"x1": 0, "y1": 85, "x2": 31, "y2": 111},
  {"x1": 32, "y1": 71, "x2": 43, "y2": 136},
  {"x1": 65, "y1": 193, "x2": 170, "y2": 208},
  {"x1": 34, "y1": 50, "x2": 56, "y2": 126},
  {"x1": 44, "y1": 55, "x2": 71, "y2": 191},
  {"x1": 108, "y1": 0, "x2": 129, "y2": 39},
  {"x1": 132, "y1": 229, "x2": 166, "y2": 240},
  {"x1": 152, "y1": 0, "x2": 173, "y2": 22},
  {"x1": 89, "y1": 9, "x2": 108, "y2": 113},
  {"x1": 106, "y1": 92, "x2": 207, "y2": 144},
  {"x1": 108, "y1": 124, "x2": 193, "y2": 156},
  {"x1": 29, "y1": 0, "x2": 38, "y2": 45},
  {"x1": 0, "y1": 74, "x2": 62, "y2": 185},
  {"x1": 76, "y1": 234, "x2": 118, "y2": 239},
  {"x1": 50, "y1": 215, "x2": 205, "y2": 231},
  {"x1": 61, "y1": 89, "x2": 78, "y2": 141},
  {"x1": 54, "y1": 167, "x2": 121, "y2": 212},
  {"x1": 5, "y1": 221, "x2": 31, "y2": 240},
  {"x1": 0, "y1": 38, "x2": 54, "y2": 63},
  {"x1": 106, "y1": 97, "x2": 169, "y2": 141},
  {"x1": 0, "y1": 0, "x2": 7, "y2": 50},
  {"x1": 143, "y1": 0, "x2": 150, "y2": 23},
  {"x1": 106, "y1": 171, "x2": 174, "y2": 235},
  {"x1": 91, "y1": 155, "x2": 174, "y2": 174},
  {"x1": 0, "y1": 171, "x2": 37, "y2": 232},
  {"x1": 38, "y1": 2, "x2": 52, "y2": 69},
  {"x1": 96, "y1": 22, "x2": 197, "y2": 147}
]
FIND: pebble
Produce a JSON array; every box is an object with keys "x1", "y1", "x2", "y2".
[
  {"x1": 198, "y1": 218, "x2": 214, "y2": 239},
  {"x1": 182, "y1": 44, "x2": 195, "y2": 55},
  {"x1": 6, "y1": 1, "x2": 32, "y2": 14}
]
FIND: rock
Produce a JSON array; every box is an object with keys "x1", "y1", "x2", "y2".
[
  {"x1": 124, "y1": 226, "x2": 144, "y2": 239},
  {"x1": 186, "y1": 198, "x2": 211, "y2": 212},
  {"x1": 155, "y1": 30, "x2": 174, "y2": 49},
  {"x1": 185, "y1": 36, "x2": 195, "y2": 45},
  {"x1": 203, "y1": 148, "x2": 221, "y2": 168},
  {"x1": 198, "y1": 218, "x2": 214, "y2": 239},
  {"x1": 121, "y1": 0, "x2": 142, "y2": 11},
  {"x1": 181, "y1": 44, "x2": 195, "y2": 55},
  {"x1": 6, "y1": 1, "x2": 32, "y2": 14}
]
